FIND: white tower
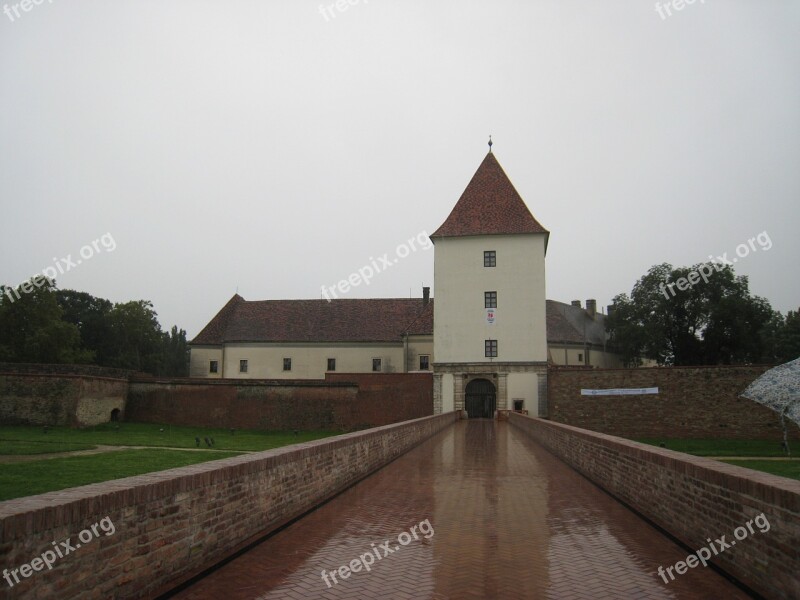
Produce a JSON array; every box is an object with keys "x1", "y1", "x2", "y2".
[{"x1": 431, "y1": 148, "x2": 549, "y2": 417}]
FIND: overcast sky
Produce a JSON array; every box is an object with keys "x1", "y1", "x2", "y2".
[{"x1": 2, "y1": 1, "x2": 798, "y2": 339}]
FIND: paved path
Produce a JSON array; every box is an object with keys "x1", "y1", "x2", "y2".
[
  {"x1": 0, "y1": 445, "x2": 251, "y2": 464},
  {"x1": 172, "y1": 421, "x2": 751, "y2": 599}
]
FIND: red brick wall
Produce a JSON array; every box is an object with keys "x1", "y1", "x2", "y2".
[
  {"x1": 126, "y1": 373, "x2": 433, "y2": 431},
  {"x1": 509, "y1": 413, "x2": 800, "y2": 600},
  {"x1": 548, "y1": 365, "x2": 800, "y2": 440},
  {"x1": 325, "y1": 372, "x2": 433, "y2": 428},
  {"x1": 0, "y1": 412, "x2": 459, "y2": 600}
]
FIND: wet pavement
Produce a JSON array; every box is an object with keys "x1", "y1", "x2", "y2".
[{"x1": 171, "y1": 420, "x2": 751, "y2": 599}]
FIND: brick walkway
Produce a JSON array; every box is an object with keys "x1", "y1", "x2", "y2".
[{"x1": 171, "y1": 421, "x2": 751, "y2": 599}]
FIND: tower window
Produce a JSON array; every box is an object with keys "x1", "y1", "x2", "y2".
[
  {"x1": 485, "y1": 291, "x2": 497, "y2": 308},
  {"x1": 209, "y1": 360, "x2": 218, "y2": 374},
  {"x1": 283, "y1": 358, "x2": 292, "y2": 371},
  {"x1": 239, "y1": 359, "x2": 248, "y2": 373},
  {"x1": 327, "y1": 358, "x2": 336, "y2": 371},
  {"x1": 485, "y1": 340, "x2": 498, "y2": 358},
  {"x1": 372, "y1": 358, "x2": 382, "y2": 372},
  {"x1": 419, "y1": 355, "x2": 430, "y2": 371},
  {"x1": 484, "y1": 251, "x2": 496, "y2": 267}
]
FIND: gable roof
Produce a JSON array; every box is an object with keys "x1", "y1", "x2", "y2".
[
  {"x1": 431, "y1": 152, "x2": 549, "y2": 239},
  {"x1": 546, "y1": 300, "x2": 608, "y2": 346},
  {"x1": 192, "y1": 296, "x2": 607, "y2": 347},
  {"x1": 191, "y1": 296, "x2": 433, "y2": 345}
]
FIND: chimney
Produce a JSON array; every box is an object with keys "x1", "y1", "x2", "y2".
[
  {"x1": 606, "y1": 305, "x2": 614, "y2": 318},
  {"x1": 571, "y1": 300, "x2": 581, "y2": 308},
  {"x1": 423, "y1": 286, "x2": 430, "y2": 305},
  {"x1": 586, "y1": 299, "x2": 596, "y2": 317}
]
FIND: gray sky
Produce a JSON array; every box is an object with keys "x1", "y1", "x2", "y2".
[{"x1": 2, "y1": 1, "x2": 798, "y2": 339}]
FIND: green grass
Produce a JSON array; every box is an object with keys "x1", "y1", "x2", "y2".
[
  {"x1": 720, "y1": 459, "x2": 800, "y2": 481},
  {"x1": 0, "y1": 449, "x2": 242, "y2": 501},
  {"x1": 0, "y1": 422, "x2": 340, "y2": 452},
  {"x1": 635, "y1": 439, "x2": 789, "y2": 457},
  {"x1": 0, "y1": 440, "x2": 96, "y2": 455}
]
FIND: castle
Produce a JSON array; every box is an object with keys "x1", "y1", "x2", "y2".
[{"x1": 189, "y1": 149, "x2": 621, "y2": 415}]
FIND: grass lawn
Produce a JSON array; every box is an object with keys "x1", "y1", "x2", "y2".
[
  {"x1": 635, "y1": 439, "x2": 790, "y2": 457},
  {"x1": 0, "y1": 422, "x2": 340, "y2": 453},
  {"x1": 0, "y1": 423, "x2": 343, "y2": 501},
  {"x1": 0, "y1": 449, "x2": 243, "y2": 501},
  {"x1": 0, "y1": 440, "x2": 96, "y2": 455},
  {"x1": 720, "y1": 459, "x2": 800, "y2": 481}
]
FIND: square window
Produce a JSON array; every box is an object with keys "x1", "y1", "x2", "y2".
[
  {"x1": 485, "y1": 291, "x2": 497, "y2": 308},
  {"x1": 327, "y1": 358, "x2": 336, "y2": 371},
  {"x1": 419, "y1": 355, "x2": 430, "y2": 371},
  {"x1": 484, "y1": 251, "x2": 496, "y2": 267},
  {"x1": 283, "y1": 358, "x2": 292, "y2": 371},
  {"x1": 239, "y1": 359, "x2": 248, "y2": 373},
  {"x1": 372, "y1": 358, "x2": 382, "y2": 372},
  {"x1": 485, "y1": 340, "x2": 498, "y2": 358},
  {"x1": 209, "y1": 360, "x2": 218, "y2": 374}
]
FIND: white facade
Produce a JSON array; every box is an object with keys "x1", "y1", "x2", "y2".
[
  {"x1": 433, "y1": 235, "x2": 547, "y2": 363},
  {"x1": 431, "y1": 233, "x2": 549, "y2": 417}
]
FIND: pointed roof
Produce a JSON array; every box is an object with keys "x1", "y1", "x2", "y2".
[{"x1": 431, "y1": 152, "x2": 549, "y2": 239}]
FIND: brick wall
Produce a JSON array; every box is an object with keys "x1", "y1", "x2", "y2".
[
  {"x1": 324, "y1": 372, "x2": 433, "y2": 428},
  {"x1": 0, "y1": 374, "x2": 127, "y2": 427},
  {"x1": 126, "y1": 373, "x2": 433, "y2": 431},
  {"x1": 509, "y1": 413, "x2": 800, "y2": 600},
  {"x1": 0, "y1": 412, "x2": 459, "y2": 600},
  {"x1": 548, "y1": 365, "x2": 800, "y2": 440}
]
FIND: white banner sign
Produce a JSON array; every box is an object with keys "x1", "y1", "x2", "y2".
[
  {"x1": 486, "y1": 308, "x2": 496, "y2": 325},
  {"x1": 580, "y1": 387, "x2": 659, "y2": 396}
]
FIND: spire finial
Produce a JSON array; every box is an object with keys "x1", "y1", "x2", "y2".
[{"x1": 488, "y1": 135, "x2": 493, "y2": 152}]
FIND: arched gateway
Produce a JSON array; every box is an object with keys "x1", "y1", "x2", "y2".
[{"x1": 464, "y1": 378, "x2": 496, "y2": 418}]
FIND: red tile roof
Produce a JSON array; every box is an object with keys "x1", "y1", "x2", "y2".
[
  {"x1": 191, "y1": 296, "x2": 433, "y2": 345},
  {"x1": 431, "y1": 152, "x2": 549, "y2": 239},
  {"x1": 191, "y1": 296, "x2": 603, "y2": 347}
]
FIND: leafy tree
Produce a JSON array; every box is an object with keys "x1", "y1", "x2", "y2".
[
  {"x1": 105, "y1": 300, "x2": 164, "y2": 373},
  {"x1": 777, "y1": 308, "x2": 800, "y2": 362},
  {"x1": 0, "y1": 279, "x2": 91, "y2": 364},
  {"x1": 160, "y1": 325, "x2": 189, "y2": 377},
  {"x1": 56, "y1": 289, "x2": 113, "y2": 364},
  {"x1": 607, "y1": 262, "x2": 778, "y2": 366}
]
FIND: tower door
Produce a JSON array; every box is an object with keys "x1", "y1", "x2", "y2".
[{"x1": 465, "y1": 378, "x2": 496, "y2": 418}]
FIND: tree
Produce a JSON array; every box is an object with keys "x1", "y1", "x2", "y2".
[
  {"x1": 105, "y1": 300, "x2": 164, "y2": 373},
  {"x1": 160, "y1": 325, "x2": 189, "y2": 377},
  {"x1": 777, "y1": 308, "x2": 800, "y2": 362},
  {"x1": 607, "y1": 262, "x2": 778, "y2": 366},
  {"x1": 0, "y1": 279, "x2": 91, "y2": 364},
  {"x1": 56, "y1": 289, "x2": 113, "y2": 364}
]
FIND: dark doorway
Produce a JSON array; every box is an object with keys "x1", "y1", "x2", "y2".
[
  {"x1": 110, "y1": 408, "x2": 121, "y2": 422},
  {"x1": 465, "y1": 378, "x2": 496, "y2": 418}
]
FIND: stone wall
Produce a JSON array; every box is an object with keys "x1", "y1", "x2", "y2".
[
  {"x1": 0, "y1": 373, "x2": 127, "y2": 427},
  {"x1": 548, "y1": 365, "x2": 800, "y2": 440},
  {"x1": 509, "y1": 412, "x2": 800, "y2": 600},
  {"x1": 0, "y1": 412, "x2": 459, "y2": 600}
]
